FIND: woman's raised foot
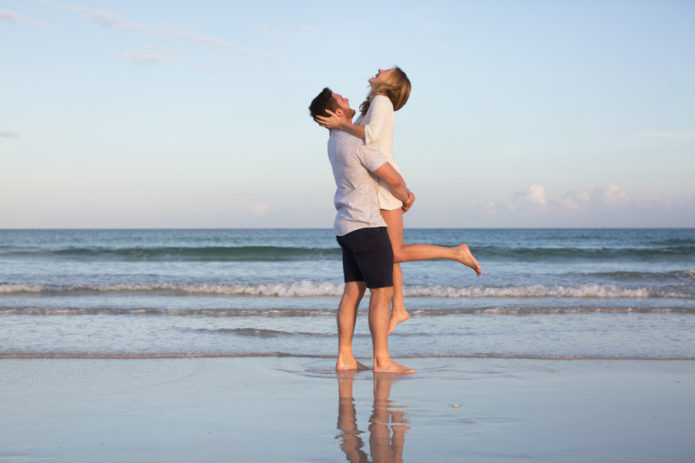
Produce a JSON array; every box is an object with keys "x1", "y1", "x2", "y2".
[
  {"x1": 387, "y1": 309, "x2": 410, "y2": 336},
  {"x1": 455, "y1": 243, "x2": 482, "y2": 276}
]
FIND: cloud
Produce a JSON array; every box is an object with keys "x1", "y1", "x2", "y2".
[
  {"x1": 155, "y1": 26, "x2": 233, "y2": 47},
  {"x1": 561, "y1": 189, "x2": 591, "y2": 210},
  {"x1": 43, "y1": 1, "x2": 140, "y2": 29},
  {"x1": 0, "y1": 9, "x2": 45, "y2": 27},
  {"x1": 45, "y1": 1, "x2": 278, "y2": 62},
  {"x1": 117, "y1": 52, "x2": 166, "y2": 65},
  {"x1": 236, "y1": 47, "x2": 278, "y2": 62},
  {"x1": 259, "y1": 25, "x2": 283, "y2": 37},
  {"x1": 511, "y1": 184, "x2": 547, "y2": 209},
  {"x1": 483, "y1": 183, "x2": 637, "y2": 216},
  {"x1": 562, "y1": 185, "x2": 631, "y2": 210},
  {"x1": 474, "y1": 184, "x2": 694, "y2": 227},
  {"x1": 155, "y1": 27, "x2": 278, "y2": 61},
  {"x1": 598, "y1": 184, "x2": 630, "y2": 207},
  {"x1": 0, "y1": 130, "x2": 20, "y2": 138}
]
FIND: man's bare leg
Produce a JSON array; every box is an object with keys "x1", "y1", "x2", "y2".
[
  {"x1": 336, "y1": 281, "x2": 369, "y2": 371},
  {"x1": 369, "y1": 287, "x2": 415, "y2": 374}
]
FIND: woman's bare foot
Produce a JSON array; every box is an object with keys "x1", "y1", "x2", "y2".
[
  {"x1": 336, "y1": 355, "x2": 370, "y2": 371},
  {"x1": 373, "y1": 359, "x2": 416, "y2": 374},
  {"x1": 387, "y1": 309, "x2": 410, "y2": 336},
  {"x1": 454, "y1": 243, "x2": 482, "y2": 276}
]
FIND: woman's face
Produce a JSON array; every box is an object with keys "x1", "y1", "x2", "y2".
[{"x1": 369, "y1": 68, "x2": 393, "y2": 89}]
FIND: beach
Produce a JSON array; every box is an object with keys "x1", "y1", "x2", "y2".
[{"x1": 2, "y1": 357, "x2": 694, "y2": 462}]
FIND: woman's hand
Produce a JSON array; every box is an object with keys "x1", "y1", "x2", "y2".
[
  {"x1": 402, "y1": 190, "x2": 415, "y2": 213},
  {"x1": 314, "y1": 110, "x2": 343, "y2": 130}
]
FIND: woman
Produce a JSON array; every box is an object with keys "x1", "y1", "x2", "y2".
[{"x1": 316, "y1": 67, "x2": 481, "y2": 335}]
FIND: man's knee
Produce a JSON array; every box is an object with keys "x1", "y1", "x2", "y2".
[
  {"x1": 369, "y1": 286, "x2": 393, "y2": 302},
  {"x1": 343, "y1": 281, "x2": 367, "y2": 300}
]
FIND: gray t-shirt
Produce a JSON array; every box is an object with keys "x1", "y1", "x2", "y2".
[{"x1": 327, "y1": 130, "x2": 389, "y2": 236}]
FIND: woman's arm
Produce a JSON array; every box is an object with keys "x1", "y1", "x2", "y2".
[{"x1": 314, "y1": 110, "x2": 365, "y2": 139}]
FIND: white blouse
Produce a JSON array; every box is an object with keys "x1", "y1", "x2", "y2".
[{"x1": 355, "y1": 94, "x2": 403, "y2": 210}]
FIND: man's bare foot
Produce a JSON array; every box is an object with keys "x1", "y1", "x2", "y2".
[
  {"x1": 387, "y1": 309, "x2": 410, "y2": 336},
  {"x1": 373, "y1": 359, "x2": 416, "y2": 374},
  {"x1": 336, "y1": 356, "x2": 370, "y2": 371},
  {"x1": 454, "y1": 243, "x2": 482, "y2": 276}
]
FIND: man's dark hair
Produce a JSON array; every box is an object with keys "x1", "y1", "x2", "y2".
[{"x1": 309, "y1": 87, "x2": 338, "y2": 119}]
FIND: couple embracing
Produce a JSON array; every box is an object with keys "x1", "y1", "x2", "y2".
[{"x1": 310, "y1": 67, "x2": 481, "y2": 374}]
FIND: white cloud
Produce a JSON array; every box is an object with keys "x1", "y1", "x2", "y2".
[
  {"x1": 43, "y1": 1, "x2": 277, "y2": 62},
  {"x1": 561, "y1": 189, "x2": 590, "y2": 210},
  {"x1": 44, "y1": 1, "x2": 140, "y2": 29},
  {"x1": 155, "y1": 26, "x2": 233, "y2": 48},
  {"x1": 117, "y1": 52, "x2": 166, "y2": 65},
  {"x1": 0, "y1": 130, "x2": 20, "y2": 138},
  {"x1": 599, "y1": 184, "x2": 630, "y2": 207},
  {"x1": 259, "y1": 25, "x2": 283, "y2": 37},
  {"x1": 236, "y1": 47, "x2": 278, "y2": 62},
  {"x1": 0, "y1": 9, "x2": 45, "y2": 27},
  {"x1": 561, "y1": 185, "x2": 631, "y2": 210},
  {"x1": 511, "y1": 184, "x2": 546, "y2": 209}
]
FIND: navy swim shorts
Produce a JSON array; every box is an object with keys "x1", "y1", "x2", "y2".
[{"x1": 336, "y1": 227, "x2": 394, "y2": 289}]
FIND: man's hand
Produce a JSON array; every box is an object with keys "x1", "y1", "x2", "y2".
[
  {"x1": 402, "y1": 190, "x2": 415, "y2": 213},
  {"x1": 314, "y1": 110, "x2": 343, "y2": 129}
]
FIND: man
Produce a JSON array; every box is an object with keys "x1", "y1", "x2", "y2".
[{"x1": 309, "y1": 87, "x2": 415, "y2": 374}]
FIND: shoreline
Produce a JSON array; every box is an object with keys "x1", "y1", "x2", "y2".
[{"x1": 2, "y1": 352, "x2": 695, "y2": 360}]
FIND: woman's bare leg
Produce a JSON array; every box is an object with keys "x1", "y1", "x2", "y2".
[
  {"x1": 380, "y1": 209, "x2": 410, "y2": 336},
  {"x1": 380, "y1": 209, "x2": 483, "y2": 335},
  {"x1": 381, "y1": 210, "x2": 482, "y2": 273}
]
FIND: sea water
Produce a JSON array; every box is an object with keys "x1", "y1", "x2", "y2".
[{"x1": 1, "y1": 228, "x2": 694, "y2": 359}]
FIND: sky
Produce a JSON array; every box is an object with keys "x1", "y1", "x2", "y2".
[{"x1": 1, "y1": 0, "x2": 694, "y2": 228}]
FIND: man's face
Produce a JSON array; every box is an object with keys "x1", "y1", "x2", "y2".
[{"x1": 331, "y1": 93, "x2": 356, "y2": 120}]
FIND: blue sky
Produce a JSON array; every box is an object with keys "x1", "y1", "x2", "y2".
[{"x1": 2, "y1": 0, "x2": 694, "y2": 228}]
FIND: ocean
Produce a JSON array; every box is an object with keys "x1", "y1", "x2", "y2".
[{"x1": 1, "y1": 228, "x2": 694, "y2": 359}]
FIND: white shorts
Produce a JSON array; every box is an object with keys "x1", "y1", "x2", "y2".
[{"x1": 376, "y1": 179, "x2": 404, "y2": 211}]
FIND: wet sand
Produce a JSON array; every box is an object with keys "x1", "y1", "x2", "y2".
[{"x1": 2, "y1": 357, "x2": 694, "y2": 462}]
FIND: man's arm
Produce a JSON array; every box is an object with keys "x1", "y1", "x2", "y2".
[
  {"x1": 357, "y1": 142, "x2": 415, "y2": 211},
  {"x1": 373, "y1": 163, "x2": 413, "y2": 208}
]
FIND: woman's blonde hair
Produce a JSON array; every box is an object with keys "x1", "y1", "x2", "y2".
[{"x1": 359, "y1": 66, "x2": 411, "y2": 116}]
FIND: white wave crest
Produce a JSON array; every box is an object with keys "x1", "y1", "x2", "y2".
[
  {"x1": 0, "y1": 284, "x2": 44, "y2": 294},
  {"x1": 404, "y1": 284, "x2": 658, "y2": 298},
  {"x1": 0, "y1": 282, "x2": 689, "y2": 298}
]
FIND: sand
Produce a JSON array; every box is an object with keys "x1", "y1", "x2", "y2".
[{"x1": 1, "y1": 357, "x2": 694, "y2": 462}]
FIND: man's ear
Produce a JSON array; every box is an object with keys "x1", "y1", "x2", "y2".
[{"x1": 334, "y1": 108, "x2": 344, "y2": 118}]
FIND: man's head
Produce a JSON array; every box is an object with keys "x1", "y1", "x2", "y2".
[{"x1": 309, "y1": 87, "x2": 356, "y2": 123}]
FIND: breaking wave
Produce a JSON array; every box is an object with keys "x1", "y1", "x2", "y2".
[{"x1": 1, "y1": 281, "x2": 693, "y2": 298}]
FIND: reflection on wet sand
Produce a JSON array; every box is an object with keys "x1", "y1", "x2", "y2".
[{"x1": 336, "y1": 372, "x2": 409, "y2": 463}]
